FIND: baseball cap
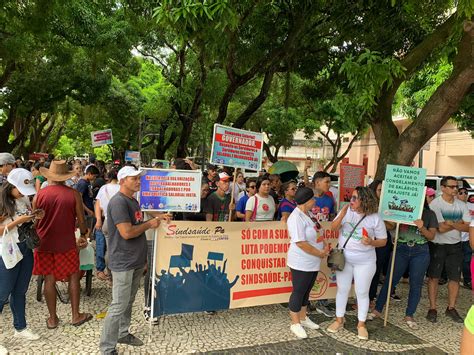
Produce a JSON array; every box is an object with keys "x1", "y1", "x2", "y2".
[
  {"x1": 117, "y1": 166, "x2": 145, "y2": 181},
  {"x1": 0, "y1": 152, "x2": 15, "y2": 166},
  {"x1": 7, "y1": 168, "x2": 37, "y2": 196},
  {"x1": 219, "y1": 172, "x2": 231, "y2": 181},
  {"x1": 426, "y1": 187, "x2": 436, "y2": 197}
]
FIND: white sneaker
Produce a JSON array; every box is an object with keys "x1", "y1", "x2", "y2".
[
  {"x1": 14, "y1": 328, "x2": 40, "y2": 341},
  {"x1": 300, "y1": 317, "x2": 320, "y2": 330},
  {"x1": 0, "y1": 344, "x2": 8, "y2": 355},
  {"x1": 290, "y1": 323, "x2": 308, "y2": 339}
]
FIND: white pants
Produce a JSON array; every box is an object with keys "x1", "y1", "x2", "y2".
[{"x1": 335, "y1": 260, "x2": 376, "y2": 321}]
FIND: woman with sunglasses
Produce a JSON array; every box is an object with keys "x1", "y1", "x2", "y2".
[
  {"x1": 278, "y1": 181, "x2": 297, "y2": 222},
  {"x1": 327, "y1": 186, "x2": 387, "y2": 340},
  {"x1": 236, "y1": 178, "x2": 256, "y2": 220},
  {"x1": 371, "y1": 193, "x2": 438, "y2": 329},
  {"x1": 0, "y1": 169, "x2": 45, "y2": 350},
  {"x1": 367, "y1": 179, "x2": 396, "y2": 307}
]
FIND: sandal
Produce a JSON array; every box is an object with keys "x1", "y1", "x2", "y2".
[
  {"x1": 46, "y1": 316, "x2": 60, "y2": 330},
  {"x1": 97, "y1": 271, "x2": 110, "y2": 281},
  {"x1": 71, "y1": 313, "x2": 93, "y2": 327},
  {"x1": 357, "y1": 326, "x2": 369, "y2": 340},
  {"x1": 405, "y1": 318, "x2": 418, "y2": 329},
  {"x1": 368, "y1": 309, "x2": 382, "y2": 321},
  {"x1": 327, "y1": 319, "x2": 345, "y2": 333}
]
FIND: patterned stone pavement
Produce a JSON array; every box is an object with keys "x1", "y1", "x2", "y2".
[{"x1": 0, "y1": 275, "x2": 471, "y2": 354}]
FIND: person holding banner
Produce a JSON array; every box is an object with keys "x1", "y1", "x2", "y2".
[
  {"x1": 287, "y1": 187, "x2": 330, "y2": 339},
  {"x1": 245, "y1": 175, "x2": 276, "y2": 222},
  {"x1": 327, "y1": 187, "x2": 387, "y2": 340},
  {"x1": 235, "y1": 178, "x2": 256, "y2": 220},
  {"x1": 368, "y1": 179, "x2": 396, "y2": 306},
  {"x1": 371, "y1": 197, "x2": 438, "y2": 329},
  {"x1": 205, "y1": 172, "x2": 235, "y2": 222},
  {"x1": 99, "y1": 166, "x2": 170, "y2": 353}
]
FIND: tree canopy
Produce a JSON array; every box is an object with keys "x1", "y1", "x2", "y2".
[{"x1": 1, "y1": 0, "x2": 472, "y2": 175}]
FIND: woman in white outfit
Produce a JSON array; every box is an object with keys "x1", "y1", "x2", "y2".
[
  {"x1": 327, "y1": 186, "x2": 387, "y2": 340},
  {"x1": 287, "y1": 187, "x2": 330, "y2": 339}
]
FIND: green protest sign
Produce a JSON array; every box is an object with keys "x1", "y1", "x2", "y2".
[{"x1": 379, "y1": 165, "x2": 426, "y2": 225}]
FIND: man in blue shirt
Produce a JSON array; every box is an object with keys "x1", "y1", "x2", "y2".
[
  {"x1": 236, "y1": 178, "x2": 257, "y2": 220},
  {"x1": 76, "y1": 165, "x2": 100, "y2": 234},
  {"x1": 310, "y1": 171, "x2": 336, "y2": 317}
]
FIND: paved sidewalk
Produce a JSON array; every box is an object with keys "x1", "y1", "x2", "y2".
[{"x1": 0, "y1": 276, "x2": 471, "y2": 354}]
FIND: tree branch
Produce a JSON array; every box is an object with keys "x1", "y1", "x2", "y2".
[
  {"x1": 233, "y1": 69, "x2": 276, "y2": 128},
  {"x1": 263, "y1": 141, "x2": 277, "y2": 163},
  {"x1": 0, "y1": 61, "x2": 16, "y2": 88}
]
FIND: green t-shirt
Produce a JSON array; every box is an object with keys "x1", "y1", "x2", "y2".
[
  {"x1": 466, "y1": 306, "x2": 474, "y2": 335},
  {"x1": 398, "y1": 208, "x2": 438, "y2": 244},
  {"x1": 34, "y1": 175, "x2": 46, "y2": 184}
]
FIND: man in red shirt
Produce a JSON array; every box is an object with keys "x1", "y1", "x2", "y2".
[{"x1": 33, "y1": 160, "x2": 92, "y2": 329}]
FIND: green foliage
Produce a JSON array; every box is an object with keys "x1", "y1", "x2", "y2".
[
  {"x1": 457, "y1": 0, "x2": 474, "y2": 18},
  {"x1": 93, "y1": 145, "x2": 112, "y2": 161},
  {"x1": 339, "y1": 50, "x2": 406, "y2": 115},
  {"x1": 397, "y1": 58, "x2": 452, "y2": 119},
  {"x1": 260, "y1": 108, "x2": 299, "y2": 150},
  {"x1": 53, "y1": 136, "x2": 77, "y2": 158}
]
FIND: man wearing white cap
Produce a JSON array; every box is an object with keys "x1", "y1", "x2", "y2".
[
  {"x1": 99, "y1": 166, "x2": 170, "y2": 354},
  {"x1": 204, "y1": 172, "x2": 235, "y2": 221},
  {"x1": 0, "y1": 152, "x2": 16, "y2": 185}
]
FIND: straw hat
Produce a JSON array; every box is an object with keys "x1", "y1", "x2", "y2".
[{"x1": 39, "y1": 160, "x2": 75, "y2": 182}]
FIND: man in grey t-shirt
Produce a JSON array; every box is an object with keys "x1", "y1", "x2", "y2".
[{"x1": 99, "y1": 166, "x2": 168, "y2": 354}]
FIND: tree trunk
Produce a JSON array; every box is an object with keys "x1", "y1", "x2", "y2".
[
  {"x1": 0, "y1": 106, "x2": 17, "y2": 152},
  {"x1": 373, "y1": 17, "x2": 474, "y2": 179},
  {"x1": 176, "y1": 116, "x2": 193, "y2": 158},
  {"x1": 233, "y1": 69, "x2": 276, "y2": 129},
  {"x1": 263, "y1": 142, "x2": 279, "y2": 163}
]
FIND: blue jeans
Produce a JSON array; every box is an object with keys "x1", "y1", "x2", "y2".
[
  {"x1": 95, "y1": 228, "x2": 106, "y2": 272},
  {"x1": 0, "y1": 241, "x2": 34, "y2": 331},
  {"x1": 375, "y1": 243, "x2": 430, "y2": 317},
  {"x1": 462, "y1": 241, "x2": 472, "y2": 284},
  {"x1": 369, "y1": 242, "x2": 390, "y2": 301}
]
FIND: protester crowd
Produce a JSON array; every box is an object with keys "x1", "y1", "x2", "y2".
[{"x1": 0, "y1": 152, "x2": 472, "y2": 354}]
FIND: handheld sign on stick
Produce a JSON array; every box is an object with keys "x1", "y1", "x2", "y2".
[{"x1": 378, "y1": 164, "x2": 427, "y2": 326}]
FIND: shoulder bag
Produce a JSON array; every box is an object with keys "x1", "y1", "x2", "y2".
[
  {"x1": 250, "y1": 196, "x2": 259, "y2": 222},
  {"x1": 327, "y1": 215, "x2": 366, "y2": 271},
  {"x1": 18, "y1": 221, "x2": 40, "y2": 250}
]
